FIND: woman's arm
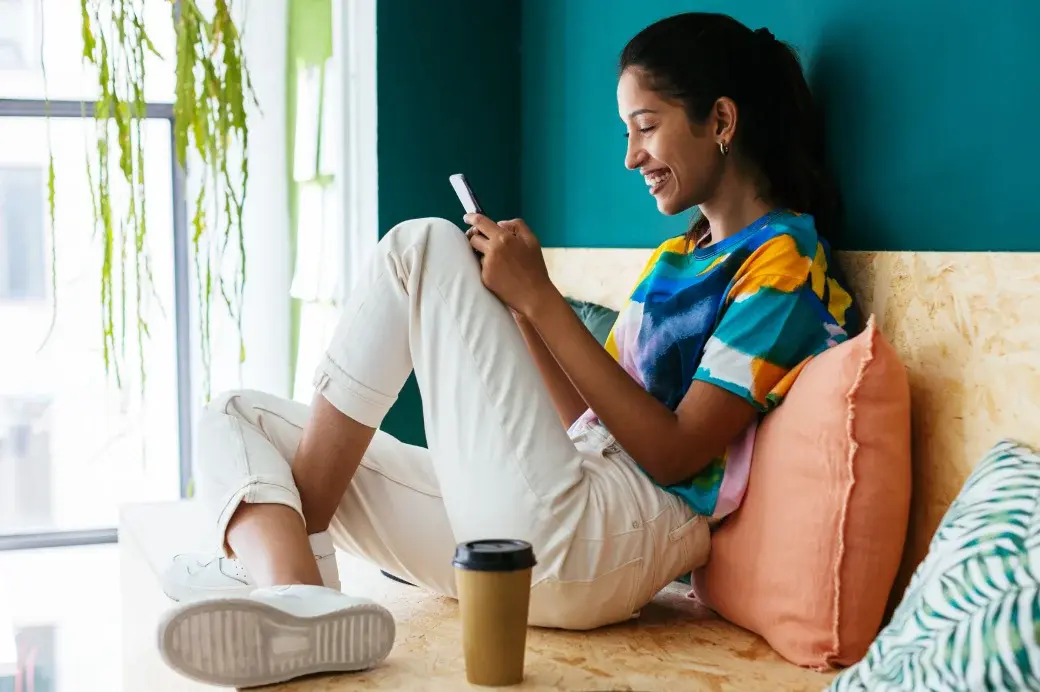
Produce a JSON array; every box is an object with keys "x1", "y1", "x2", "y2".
[
  {"x1": 525, "y1": 287, "x2": 757, "y2": 485},
  {"x1": 465, "y1": 226, "x2": 589, "y2": 428},
  {"x1": 468, "y1": 215, "x2": 757, "y2": 485},
  {"x1": 513, "y1": 312, "x2": 589, "y2": 429}
]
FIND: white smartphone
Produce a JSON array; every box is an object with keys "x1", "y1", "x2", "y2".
[{"x1": 449, "y1": 173, "x2": 484, "y2": 216}]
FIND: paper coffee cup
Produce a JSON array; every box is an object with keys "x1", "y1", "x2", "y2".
[{"x1": 453, "y1": 539, "x2": 537, "y2": 686}]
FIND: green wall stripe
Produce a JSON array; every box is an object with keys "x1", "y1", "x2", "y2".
[{"x1": 376, "y1": 0, "x2": 522, "y2": 446}]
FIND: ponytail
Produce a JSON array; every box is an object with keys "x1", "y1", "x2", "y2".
[{"x1": 619, "y1": 13, "x2": 841, "y2": 243}]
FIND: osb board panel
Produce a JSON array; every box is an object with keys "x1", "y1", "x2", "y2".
[
  {"x1": 839, "y1": 252, "x2": 1040, "y2": 596},
  {"x1": 545, "y1": 247, "x2": 653, "y2": 311},
  {"x1": 270, "y1": 555, "x2": 835, "y2": 692},
  {"x1": 544, "y1": 247, "x2": 1040, "y2": 596}
]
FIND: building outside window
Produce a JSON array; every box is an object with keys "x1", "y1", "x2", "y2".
[
  {"x1": 0, "y1": 167, "x2": 47, "y2": 301},
  {"x1": 0, "y1": 0, "x2": 36, "y2": 71},
  {"x1": 0, "y1": 0, "x2": 186, "y2": 543}
]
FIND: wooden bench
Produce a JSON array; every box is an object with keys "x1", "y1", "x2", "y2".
[
  {"x1": 120, "y1": 247, "x2": 1040, "y2": 690},
  {"x1": 120, "y1": 501, "x2": 833, "y2": 691}
]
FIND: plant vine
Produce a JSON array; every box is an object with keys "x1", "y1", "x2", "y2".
[
  {"x1": 39, "y1": 0, "x2": 57, "y2": 351},
  {"x1": 69, "y1": 0, "x2": 254, "y2": 400},
  {"x1": 173, "y1": 0, "x2": 255, "y2": 399}
]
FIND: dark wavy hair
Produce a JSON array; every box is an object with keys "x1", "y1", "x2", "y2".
[{"x1": 620, "y1": 13, "x2": 841, "y2": 243}]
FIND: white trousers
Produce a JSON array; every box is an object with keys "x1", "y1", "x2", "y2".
[{"x1": 193, "y1": 218, "x2": 710, "y2": 630}]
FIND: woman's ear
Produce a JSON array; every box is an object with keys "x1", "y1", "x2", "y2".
[{"x1": 712, "y1": 97, "x2": 739, "y2": 146}]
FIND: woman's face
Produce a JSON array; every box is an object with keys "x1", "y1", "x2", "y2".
[{"x1": 617, "y1": 68, "x2": 723, "y2": 216}]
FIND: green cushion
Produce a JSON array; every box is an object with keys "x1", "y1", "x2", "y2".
[
  {"x1": 829, "y1": 439, "x2": 1040, "y2": 691},
  {"x1": 565, "y1": 297, "x2": 619, "y2": 346}
]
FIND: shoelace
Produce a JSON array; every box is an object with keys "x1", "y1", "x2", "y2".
[{"x1": 184, "y1": 555, "x2": 223, "y2": 576}]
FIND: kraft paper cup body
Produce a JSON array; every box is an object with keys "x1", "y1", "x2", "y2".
[{"x1": 453, "y1": 539, "x2": 536, "y2": 687}]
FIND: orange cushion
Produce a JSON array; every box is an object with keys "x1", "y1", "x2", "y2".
[{"x1": 692, "y1": 315, "x2": 912, "y2": 669}]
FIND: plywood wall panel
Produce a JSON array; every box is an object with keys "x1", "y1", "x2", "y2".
[{"x1": 545, "y1": 247, "x2": 1040, "y2": 596}]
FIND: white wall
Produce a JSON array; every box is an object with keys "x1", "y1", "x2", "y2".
[
  {"x1": 189, "y1": 0, "x2": 292, "y2": 410},
  {"x1": 336, "y1": 0, "x2": 379, "y2": 293}
]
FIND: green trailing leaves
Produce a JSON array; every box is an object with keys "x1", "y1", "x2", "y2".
[
  {"x1": 37, "y1": 0, "x2": 59, "y2": 353},
  {"x1": 174, "y1": 0, "x2": 256, "y2": 398},
  {"x1": 63, "y1": 0, "x2": 253, "y2": 400}
]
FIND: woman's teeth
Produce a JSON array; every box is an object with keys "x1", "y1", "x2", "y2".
[{"x1": 644, "y1": 170, "x2": 671, "y2": 194}]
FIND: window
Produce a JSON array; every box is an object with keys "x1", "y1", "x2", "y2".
[
  {"x1": 0, "y1": 167, "x2": 46, "y2": 301},
  {"x1": 0, "y1": 0, "x2": 33, "y2": 71},
  {"x1": 0, "y1": 2, "x2": 186, "y2": 545}
]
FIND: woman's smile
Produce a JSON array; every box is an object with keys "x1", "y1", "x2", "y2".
[{"x1": 642, "y1": 167, "x2": 672, "y2": 196}]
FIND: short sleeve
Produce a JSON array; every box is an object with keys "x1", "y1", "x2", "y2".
[{"x1": 693, "y1": 233, "x2": 838, "y2": 412}]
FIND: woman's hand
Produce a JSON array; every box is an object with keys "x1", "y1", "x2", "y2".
[{"x1": 465, "y1": 214, "x2": 555, "y2": 318}]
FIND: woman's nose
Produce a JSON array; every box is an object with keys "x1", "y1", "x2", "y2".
[{"x1": 625, "y1": 142, "x2": 645, "y2": 170}]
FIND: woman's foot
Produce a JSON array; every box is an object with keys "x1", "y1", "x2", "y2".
[
  {"x1": 161, "y1": 531, "x2": 342, "y2": 602},
  {"x1": 158, "y1": 584, "x2": 395, "y2": 688}
]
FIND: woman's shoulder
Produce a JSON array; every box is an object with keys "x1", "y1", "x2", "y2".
[
  {"x1": 748, "y1": 211, "x2": 819, "y2": 260},
  {"x1": 641, "y1": 211, "x2": 820, "y2": 271},
  {"x1": 651, "y1": 233, "x2": 692, "y2": 257}
]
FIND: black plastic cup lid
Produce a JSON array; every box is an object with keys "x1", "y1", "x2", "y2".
[{"x1": 452, "y1": 539, "x2": 537, "y2": 572}]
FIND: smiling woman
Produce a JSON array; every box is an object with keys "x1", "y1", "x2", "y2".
[
  {"x1": 154, "y1": 12, "x2": 861, "y2": 689},
  {"x1": 618, "y1": 13, "x2": 839, "y2": 245}
]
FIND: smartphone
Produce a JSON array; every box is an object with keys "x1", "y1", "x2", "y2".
[{"x1": 449, "y1": 173, "x2": 484, "y2": 216}]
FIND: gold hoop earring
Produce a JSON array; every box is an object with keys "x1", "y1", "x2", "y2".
[{"x1": 719, "y1": 141, "x2": 730, "y2": 156}]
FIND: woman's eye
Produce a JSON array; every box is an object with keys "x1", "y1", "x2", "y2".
[{"x1": 623, "y1": 126, "x2": 656, "y2": 139}]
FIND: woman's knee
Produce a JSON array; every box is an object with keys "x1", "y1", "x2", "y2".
[
  {"x1": 380, "y1": 217, "x2": 470, "y2": 261},
  {"x1": 200, "y1": 388, "x2": 296, "y2": 428},
  {"x1": 202, "y1": 389, "x2": 246, "y2": 418},
  {"x1": 193, "y1": 389, "x2": 275, "y2": 484},
  {"x1": 193, "y1": 390, "x2": 249, "y2": 474}
]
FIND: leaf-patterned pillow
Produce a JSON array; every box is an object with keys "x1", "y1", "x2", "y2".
[{"x1": 829, "y1": 440, "x2": 1040, "y2": 691}]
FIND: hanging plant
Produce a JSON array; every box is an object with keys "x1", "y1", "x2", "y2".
[{"x1": 56, "y1": 0, "x2": 255, "y2": 400}]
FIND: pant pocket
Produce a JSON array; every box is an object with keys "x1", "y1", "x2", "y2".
[
  {"x1": 527, "y1": 557, "x2": 644, "y2": 631},
  {"x1": 669, "y1": 512, "x2": 711, "y2": 576}
]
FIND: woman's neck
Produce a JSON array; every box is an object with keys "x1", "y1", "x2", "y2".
[{"x1": 698, "y1": 181, "x2": 774, "y2": 243}]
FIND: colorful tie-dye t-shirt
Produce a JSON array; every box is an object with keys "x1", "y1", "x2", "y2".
[{"x1": 580, "y1": 210, "x2": 860, "y2": 518}]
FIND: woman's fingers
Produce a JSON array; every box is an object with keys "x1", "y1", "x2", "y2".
[
  {"x1": 463, "y1": 213, "x2": 506, "y2": 239},
  {"x1": 468, "y1": 231, "x2": 492, "y2": 255},
  {"x1": 497, "y1": 218, "x2": 538, "y2": 245}
]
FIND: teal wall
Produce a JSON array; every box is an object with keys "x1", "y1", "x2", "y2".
[
  {"x1": 522, "y1": 0, "x2": 1040, "y2": 251},
  {"x1": 373, "y1": 0, "x2": 1038, "y2": 444},
  {"x1": 376, "y1": 0, "x2": 521, "y2": 445}
]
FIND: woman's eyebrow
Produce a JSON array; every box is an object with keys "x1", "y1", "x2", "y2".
[{"x1": 628, "y1": 108, "x2": 657, "y2": 118}]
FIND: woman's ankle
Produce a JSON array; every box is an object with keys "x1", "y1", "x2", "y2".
[
  {"x1": 226, "y1": 503, "x2": 324, "y2": 587},
  {"x1": 302, "y1": 513, "x2": 331, "y2": 536}
]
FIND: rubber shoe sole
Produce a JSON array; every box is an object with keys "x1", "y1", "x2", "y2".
[{"x1": 158, "y1": 597, "x2": 395, "y2": 688}]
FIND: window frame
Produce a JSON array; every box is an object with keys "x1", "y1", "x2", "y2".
[{"x1": 0, "y1": 96, "x2": 194, "y2": 551}]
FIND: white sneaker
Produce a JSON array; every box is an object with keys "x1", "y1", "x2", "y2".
[
  {"x1": 158, "y1": 584, "x2": 395, "y2": 688},
  {"x1": 161, "y1": 531, "x2": 341, "y2": 602}
]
